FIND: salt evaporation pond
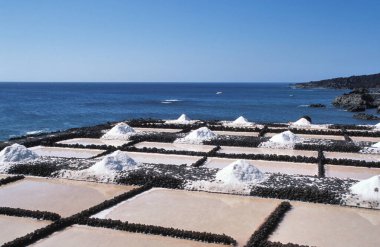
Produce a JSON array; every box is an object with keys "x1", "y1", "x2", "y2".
[
  {"x1": 93, "y1": 188, "x2": 280, "y2": 246},
  {"x1": 29, "y1": 146, "x2": 104, "y2": 159},
  {"x1": 218, "y1": 146, "x2": 318, "y2": 158},
  {"x1": 0, "y1": 215, "x2": 51, "y2": 245},
  {"x1": 325, "y1": 165, "x2": 380, "y2": 180},
  {"x1": 0, "y1": 177, "x2": 135, "y2": 217},
  {"x1": 57, "y1": 138, "x2": 130, "y2": 147},
  {"x1": 269, "y1": 201, "x2": 380, "y2": 247},
  {"x1": 125, "y1": 152, "x2": 203, "y2": 166}
]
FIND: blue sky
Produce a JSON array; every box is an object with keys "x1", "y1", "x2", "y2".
[{"x1": 0, "y1": 0, "x2": 379, "y2": 82}]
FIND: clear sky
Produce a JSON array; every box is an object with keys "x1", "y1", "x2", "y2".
[{"x1": 0, "y1": 0, "x2": 379, "y2": 82}]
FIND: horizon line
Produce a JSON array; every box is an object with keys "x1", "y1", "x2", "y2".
[{"x1": 0, "y1": 81, "x2": 296, "y2": 84}]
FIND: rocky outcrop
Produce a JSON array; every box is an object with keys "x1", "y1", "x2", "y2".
[
  {"x1": 295, "y1": 73, "x2": 380, "y2": 89},
  {"x1": 346, "y1": 105, "x2": 366, "y2": 112},
  {"x1": 353, "y1": 113, "x2": 380, "y2": 120},
  {"x1": 332, "y1": 89, "x2": 376, "y2": 112},
  {"x1": 309, "y1": 104, "x2": 326, "y2": 108},
  {"x1": 293, "y1": 73, "x2": 380, "y2": 120}
]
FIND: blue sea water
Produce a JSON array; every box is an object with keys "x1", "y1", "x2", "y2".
[{"x1": 0, "y1": 82, "x2": 377, "y2": 141}]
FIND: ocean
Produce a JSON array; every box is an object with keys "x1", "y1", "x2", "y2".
[{"x1": 0, "y1": 82, "x2": 375, "y2": 141}]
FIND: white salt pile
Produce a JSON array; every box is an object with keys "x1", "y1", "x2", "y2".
[
  {"x1": 101, "y1": 122, "x2": 136, "y2": 140},
  {"x1": 165, "y1": 114, "x2": 193, "y2": 124},
  {"x1": 291, "y1": 117, "x2": 311, "y2": 127},
  {"x1": 174, "y1": 127, "x2": 217, "y2": 144},
  {"x1": 372, "y1": 142, "x2": 380, "y2": 148},
  {"x1": 88, "y1": 150, "x2": 138, "y2": 175},
  {"x1": 177, "y1": 114, "x2": 190, "y2": 122},
  {"x1": 221, "y1": 116, "x2": 254, "y2": 127},
  {"x1": 0, "y1": 144, "x2": 39, "y2": 163},
  {"x1": 231, "y1": 116, "x2": 253, "y2": 126},
  {"x1": 350, "y1": 175, "x2": 380, "y2": 202},
  {"x1": 359, "y1": 142, "x2": 380, "y2": 154},
  {"x1": 260, "y1": 130, "x2": 301, "y2": 149},
  {"x1": 186, "y1": 159, "x2": 265, "y2": 194},
  {"x1": 270, "y1": 130, "x2": 300, "y2": 144},
  {"x1": 215, "y1": 159, "x2": 264, "y2": 185}
]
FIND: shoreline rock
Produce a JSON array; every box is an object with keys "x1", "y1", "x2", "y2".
[
  {"x1": 332, "y1": 89, "x2": 376, "y2": 112},
  {"x1": 309, "y1": 104, "x2": 326, "y2": 108},
  {"x1": 353, "y1": 113, "x2": 380, "y2": 120}
]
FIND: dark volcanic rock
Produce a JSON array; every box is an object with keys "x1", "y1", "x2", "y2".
[
  {"x1": 309, "y1": 104, "x2": 326, "y2": 108},
  {"x1": 346, "y1": 105, "x2": 366, "y2": 112},
  {"x1": 353, "y1": 113, "x2": 380, "y2": 120},
  {"x1": 332, "y1": 89, "x2": 376, "y2": 111},
  {"x1": 295, "y1": 73, "x2": 380, "y2": 89}
]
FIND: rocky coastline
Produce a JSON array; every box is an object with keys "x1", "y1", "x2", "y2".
[
  {"x1": 295, "y1": 73, "x2": 380, "y2": 120},
  {"x1": 295, "y1": 73, "x2": 380, "y2": 89}
]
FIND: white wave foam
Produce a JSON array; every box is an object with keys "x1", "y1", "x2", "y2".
[
  {"x1": 26, "y1": 130, "x2": 47, "y2": 135},
  {"x1": 163, "y1": 99, "x2": 182, "y2": 102}
]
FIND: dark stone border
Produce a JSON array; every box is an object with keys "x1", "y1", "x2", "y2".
[
  {"x1": 214, "y1": 152, "x2": 318, "y2": 164},
  {"x1": 117, "y1": 172, "x2": 184, "y2": 189},
  {"x1": 318, "y1": 150, "x2": 325, "y2": 177},
  {"x1": 205, "y1": 136, "x2": 263, "y2": 148},
  {"x1": 0, "y1": 175, "x2": 24, "y2": 186},
  {"x1": 329, "y1": 124, "x2": 372, "y2": 130},
  {"x1": 78, "y1": 218, "x2": 237, "y2": 246},
  {"x1": 8, "y1": 163, "x2": 62, "y2": 177},
  {"x1": 250, "y1": 186, "x2": 340, "y2": 205},
  {"x1": 209, "y1": 125, "x2": 261, "y2": 133},
  {"x1": 325, "y1": 158, "x2": 380, "y2": 168},
  {"x1": 192, "y1": 156, "x2": 208, "y2": 167},
  {"x1": 294, "y1": 143, "x2": 361, "y2": 153},
  {"x1": 0, "y1": 207, "x2": 61, "y2": 221},
  {"x1": 244, "y1": 201, "x2": 293, "y2": 247}
]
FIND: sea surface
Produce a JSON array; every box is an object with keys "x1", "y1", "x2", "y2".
[{"x1": 0, "y1": 82, "x2": 377, "y2": 141}]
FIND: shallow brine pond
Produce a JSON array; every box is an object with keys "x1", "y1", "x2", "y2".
[{"x1": 93, "y1": 188, "x2": 280, "y2": 246}]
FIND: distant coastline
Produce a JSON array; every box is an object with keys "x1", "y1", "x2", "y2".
[
  {"x1": 293, "y1": 73, "x2": 380, "y2": 121},
  {"x1": 294, "y1": 73, "x2": 380, "y2": 89}
]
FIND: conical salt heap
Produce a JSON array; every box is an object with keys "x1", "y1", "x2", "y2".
[
  {"x1": 177, "y1": 114, "x2": 191, "y2": 122},
  {"x1": 269, "y1": 131, "x2": 300, "y2": 144},
  {"x1": 165, "y1": 114, "x2": 192, "y2": 124},
  {"x1": 292, "y1": 117, "x2": 311, "y2": 127},
  {"x1": 350, "y1": 175, "x2": 380, "y2": 202},
  {"x1": 88, "y1": 150, "x2": 138, "y2": 175},
  {"x1": 371, "y1": 142, "x2": 380, "y2": 148},
  {"x1": 184, "y1": 127, "x2": 216, "y2": 141},
  {"x1": 175, "y1": 127, "x2": 217, "y2": 144},
  {"x1": 0, "y1": 144, "x2": 39, "y2": 163},
  {"x1": 216, "y1": 160, "x2": 264, "y2": 185},
  {"x1": 101, "y1": 122, "x2": 136, "y2": 140},
  {"x1": 232, "y1": 116, "x2": 251, "y2": 125}
]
